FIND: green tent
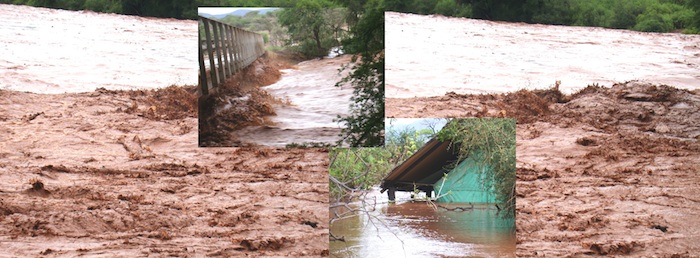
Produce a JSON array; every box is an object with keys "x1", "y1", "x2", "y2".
[{"x1": 434, "y1": 153, "x2": 497, "y2": 203}]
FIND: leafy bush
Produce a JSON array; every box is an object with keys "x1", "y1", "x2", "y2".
[
  {"x1": 527, "y1": 0, "x2": 575, "y2": 25},
  {"x1": 434, "y1": 0, "x2": 457, "y2": 16},
  {"x1": 572, "y1": 2, "x2": 614, "y2": 27},
  {"x1": 610, "y1": 0, "x2": 654, "y2": 29},
  {"x1": 634, "y1": 3, "x2": 675, "y2": 32}
]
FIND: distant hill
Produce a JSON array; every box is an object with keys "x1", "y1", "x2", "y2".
[{"x1": 199, "y1": 8, "x2": 279, "y2": 19}]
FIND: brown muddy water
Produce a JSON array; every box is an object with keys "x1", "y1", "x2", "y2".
[
  {"x1": 0, "y1": 4, "x2": 197, "y2": 93},
  {"x1": 330, "y1": 188, "x2": 515, "y2": 258},
  {"x1": 231, "y1": 55, "x2": 354, "y2": 147},
  {"x1": 386, "y1": 12, "x2": 700, "y2": 98}
]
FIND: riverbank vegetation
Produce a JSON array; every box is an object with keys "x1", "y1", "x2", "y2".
[{"x1": 387, "y1": 0, "x2": 700, "y2": 33}]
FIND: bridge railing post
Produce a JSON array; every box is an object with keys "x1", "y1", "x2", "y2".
[{"x1": 197, "y1": 16, "x2": 268, "y2": 98}]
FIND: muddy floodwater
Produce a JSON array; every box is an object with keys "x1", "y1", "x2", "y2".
[
  {"x1": 0, "y1": 4, "x2": 197, "y2": 93},
  {"x1": 386, "y1": 12, "x2": 700, "y2": 98},
  {"x1": 331, "y1": 189, "x2": 515, "y2": 257},
  {"x1": 231, "y1": 55, "x2": 353, "y2": 147}
]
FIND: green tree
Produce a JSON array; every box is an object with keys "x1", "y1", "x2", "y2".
[
  {"x1": 610, "y1": 0, "x2": 652, "y2": 29},
  {"x1": 634, "y1": 3, "x2": 675, "y2": 31},
  {"x1": 524, "y1": 0, "x2": 575, "y2": 25},
  {"x1": 335, "y1": 0, "x2": 384, "y2": 147},
  {"x1": 691, "y1": 0, "x2": 700, "y2": 30},
  {"x1": 277, "y1": 0, "x2": 344, "y2": 58},
  {"x1": 121, "y1": 0, "x2": 197, "y2": 19},
  {"x1": 572, "y1": 1, "x2": 614, "y2": 27},
  {"x1": 434, "y1": 0, "x2": 457, "y2": 16},
  {"x1": 471, "y1": 0, "x2": 528, "y2": 21}
]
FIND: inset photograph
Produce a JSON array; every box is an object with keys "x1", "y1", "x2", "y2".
[
  {"x1": 385, "y1": 2, "x2": 700, "y2": 256},
  {"x1": 197, "y1": 5, "x2": 384, "y2": 147},
  {"x1": 329, "y1": 118, "x2": 516, "y2": 257}
]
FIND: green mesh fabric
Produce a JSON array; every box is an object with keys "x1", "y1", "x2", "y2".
[{"x1": 434, "y1": 154, "x2": 496, "y2": 203}]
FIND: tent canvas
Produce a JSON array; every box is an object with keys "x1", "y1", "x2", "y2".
[{"x1": 434, "y1": 153, "x2": 497, "y2": 203}]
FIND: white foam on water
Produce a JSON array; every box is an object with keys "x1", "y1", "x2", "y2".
[
  {"x1": 0, "y1": 4, "x2": 198, "y2": 94},
  {"x1": 386, "y1": 12, "x2": 700, "y2": 98}
]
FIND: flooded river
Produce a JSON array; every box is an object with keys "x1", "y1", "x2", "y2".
[
  {"x1": 330, "y1": 188, "x2": 515, "y2": 257},
  {"x1": 0, "y1": 4, "x2": 197, "y2": 94},
  {"x1": 386, "y1": 12, "x2": 700, "y2": 97},
  {"x1": 231, "y1": 55, "x2": 354, "y2": 147}
]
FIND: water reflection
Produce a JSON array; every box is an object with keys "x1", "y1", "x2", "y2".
[{"x1": 330, "y1": 189, "x2": 515, "y2": 258}]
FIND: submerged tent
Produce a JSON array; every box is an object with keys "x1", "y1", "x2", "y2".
[
  {"x1": 380, "y1": 137, "x2": 497, "y2": 203},
  {"x1": 433, "y1": 152, "x2": 496, "y2": 203}
]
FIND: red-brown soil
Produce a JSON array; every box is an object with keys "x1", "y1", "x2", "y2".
[
  {"x1": 387, "y1": 81, "x2": 700, "y2": 257},
  {"x1": 0, "y1": 87, "x2": 329, "y2": 257},
  {"x1": 199, "y1": 54, "x2": 287, "y2": 147}
]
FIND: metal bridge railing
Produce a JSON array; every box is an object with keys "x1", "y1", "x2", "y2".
[{"x1": 198, "y1": 16, "x2": 265, "y2": 97}]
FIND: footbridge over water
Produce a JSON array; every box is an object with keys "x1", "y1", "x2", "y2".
[{"x1": 198, "y1": 15, "x2": 265, "y2": 97}]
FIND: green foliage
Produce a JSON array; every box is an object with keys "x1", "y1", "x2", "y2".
[
  {"x1": 335, "y1": 0, "x2": 384, "y2": 147},
  {"x1": 634, "y1": 3, "x2": 675, "y2": 31},
  {"x1": 217, "y1": 10, "x2": 286, "y2": 47},
  {"x1": 434, "y1": 0, "x2": 457, "y2": 16},
  {"x1": 277, "y1": 0, "x2": 346, "y2": 58},
  {"x1": 385, "y1": 0, "x2": 698, "y2": 33},
  {"x1": 610, "y1": 0, "x2": 653, "y2": 29},
  {"x1": 385, "y1": 122, "x2": 435, "y2": 159},
  {"x1": 628, "y1": 2, "x2": 694, "y2": 32},
  {"x1": 83, "y1": 0, "x2": 121, "y2": 13},
  {"x1": 329, "y1": 148, "x2": 395, "y2": 201},
  {"x1": 525, "y1": 0, "x2": 575, "y2": 25},
  {"x1": 692, "y1": 0, "x2": 700, "y2": 28},
  {"x1": 437, "y1": 118, "x2": 516, "y2": 218},
  {"x1": 120, "y1": 0, "x2": 197, "y2": 19},
  {"x1": 4, "y1": 0, "x2": 298, "y2": 19},
  {"x1": 330, "y1": 124, "x2": 436, "y2": 200}
]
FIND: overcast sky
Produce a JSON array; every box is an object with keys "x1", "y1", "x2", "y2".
[
  {"x1": 198, "y1": 7, "x2": 278, "y2": 15},
  {"x1": 386, "y1": 118, "x2": 448, "y2": 135}
]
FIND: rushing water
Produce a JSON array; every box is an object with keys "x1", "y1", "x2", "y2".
[
  {"x1": 330, "y1": 188, "x2": 515, "y2": 258},
  {"x1": 386, "y1": 12, "x2": 700, "y2": 98},
  {"x1": 231, "y1": 55, "x2": 354, "y2": 147},
  {"x1": 0, "y1": 4, "x2": 197, "y2": 94}
]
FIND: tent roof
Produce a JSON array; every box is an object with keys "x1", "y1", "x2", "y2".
[{"x1": 380, "y1": 137, "x2": 460, "y2": 190}]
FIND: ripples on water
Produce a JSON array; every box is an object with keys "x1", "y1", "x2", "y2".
[{"x1": 330, "y1": 189, "x2": 515, "y2": 258}]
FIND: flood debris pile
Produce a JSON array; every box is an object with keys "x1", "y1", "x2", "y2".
[
  {"x1": 0, "y1": 88, "x2": 329, "y2": 257},
  {"x1": 199, "y1": 54, "x2": 291, "y2": 147},
  {"x1": 387, "y1": 81, "x2": 700, "y2": 256}
]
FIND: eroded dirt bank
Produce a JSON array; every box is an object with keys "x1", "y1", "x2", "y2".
[
  {"x1": 0, "y1": 88, "x2": 329, "y2": 257},
  {"x1": 387, "y1": 81, "x2": 700, "y2": 256}
]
